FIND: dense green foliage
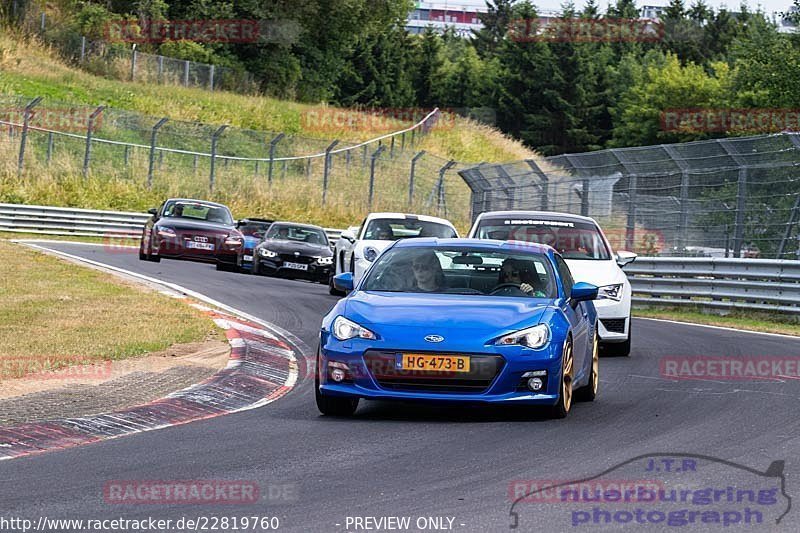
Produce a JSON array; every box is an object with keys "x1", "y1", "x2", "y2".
[{"x1": 8, "y1": 0, "x2": 800, "y2": 154}]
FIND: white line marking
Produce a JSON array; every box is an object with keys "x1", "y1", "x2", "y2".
[{"x1": 636, "y1": 316, "x2": 800, "y2": 340}]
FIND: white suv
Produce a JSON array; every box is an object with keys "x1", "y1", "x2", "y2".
[
  {"x1": 330, "y1": 213, "x2": 458, "y2": 294},
  {"x1": 468, "y1": 210, "x2": 636, "y2": 356}
]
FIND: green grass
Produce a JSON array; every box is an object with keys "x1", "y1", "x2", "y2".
[
  {"x1": 634, "y1": 307, "x2": 800, "y2": 337},
  {"x1": 0, "y1": 239, "x2": 216, "y2": 379}
]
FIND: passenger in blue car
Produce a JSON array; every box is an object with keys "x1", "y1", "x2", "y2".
[{"x1": 410, "y1": 251, "x2": 445, "y2": 292}]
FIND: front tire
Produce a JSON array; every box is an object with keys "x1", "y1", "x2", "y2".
[
  {"x1": 315, "y1": 353, "x2": 359, "y2": 416},
  {"x1": 548, "y1": 339, "x2": 574, "y2": 419},
  {"x1": 576, "y1": 330, "x2": 599, "y2": 402}
]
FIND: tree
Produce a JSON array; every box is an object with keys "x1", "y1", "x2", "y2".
[{"x1": 473, "y1": 0, "x2": 515, "y2": 57}]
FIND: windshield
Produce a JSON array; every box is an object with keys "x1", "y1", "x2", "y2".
[
  {"x1": 361, "y1": 246, "x2": 556, "y2": 298},
  {"x1": 475, "y1": 218, "x2": 611, "y2": 261},
  {"x1": 163, "y1": 202, "x2": 234, "y2": 225},
  {"x1": 266, "y1": 224, "x2": 328, "y2": 246},
  {"x1": 238, "y1": 221, "x2": 272, "y2": 239},
  {"x1": 363, "y1": 219, "x2": 457, "y2": 241}
]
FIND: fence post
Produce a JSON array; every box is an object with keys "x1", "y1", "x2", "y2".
[
  {"x1": 430, "y1": 160, "x2": 456, "y2": 216},
  {"x1": 40, "y1": 12, "x2": 45, "y2": 32},
  {"x1": 733, "y1": 168, "x2": 748, "y2": 257},
  {"x1": 525, "y1": 159, "x2": 549, "y2": 210},
  {"x1": 209, "y1": 125, "x2": 228, "y2": 193},
  {"x1": 580, "y1": 178, "x2": 590, "y2": 216},
  {"x1": 130, "y1": 45, "x2": 137, "y2": 81},
  {"x1": 368, "y1": 146, "x2": 387, "y2": 209},
  {"x1": 389, "y1": 136, "x2": 395, "y2": 159},
  {"x1": 401, "y1": 132, "x2": 406, "y2": 150},
  {"x1": 80, "y1": 36, "x2": 86, "y2": 62},
  {"x1": 322, "y1": 140, "x2": 339, "y2": 205},
  {"x1": 409, "y1": 151, "x2": 426, "y2": 206},
  {"x1": 362, "y1": 144, "x2": 368, "y2": 168},
  {"x1": 83, "y1": 106, "x2": 105, "y2": 180},
  {"x1": 46, "y1": 132, "x2": 53, "y2": 165},
  {"x1": 124, "y1": 145, "x2": 130, "y2": 167},
  {"x1": 306, "y1": 158, "x2": 312, "y2": 179},
  {"x1": 626, "y1": 175, "x2": 637, "y2": 250},
  {"x1": 282, "y1": 160, "x2": 287, "y2": 179},
  {"x1": 193, "y1": 154, "x2": 198, "y2": 174},
  {"x1": 183, "y1": 61, "x2": 190, "y2": 86},
  {"x1": 209, "y1": 65, "x2": 215, "y2": 91},
  {"x1": 267, "y1": 133, "x2": 285, "y2": 186},
  {"x1": 17, "y1": 97, "x2": 42, "y2": 177},
  {"x1": 157, "y1": 55, "x2": 164, "y2": 83},
  {"x1": 147, "y1": 117, "x2": 168, "y2": 189}
]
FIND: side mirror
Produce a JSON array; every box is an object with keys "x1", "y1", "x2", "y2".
[
  {"x1": 340, "y1": 229, "x2": 356, "y2": 243},
  {"x1": 333, "y1": 272, "x2": 354, "y2": 292},
  {"x1": 570, "y1": 281, "x2": 598, "y2": 303},
  {"x1": 616, "y1": 250, "x2": 637, "y2": 267},
  {"x1": 147, "y1": 208, "x2": 158, "y2": 216},
  {"x1": 235, "y1": 220, "x2": 244, "y2": 228}
]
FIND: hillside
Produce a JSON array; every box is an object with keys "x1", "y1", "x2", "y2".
[{"x1": 0, "y1": 31, "x2": 544, "y2": 230}]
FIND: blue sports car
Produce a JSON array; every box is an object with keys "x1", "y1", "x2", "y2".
[{"x1": 317, "y1": 238, "x2": 600, "y2": 419}]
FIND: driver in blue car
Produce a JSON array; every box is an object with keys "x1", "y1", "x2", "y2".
[
  {"x1": 410, "y1": 251, "x2": 445, "y2": 292},
  {"x1": 499, "y1": 258, "x2": 546, "y2": 297}
]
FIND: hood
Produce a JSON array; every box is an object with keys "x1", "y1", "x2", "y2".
[
  {"x1": 155, "y1": 218, "x2": 236, "y2": 235},
  {"x1": 564, "y1": 258, "x2": 626, "y2": 286},
  {"x1": 258, "y1": 239, "x2": 332, "y2": 256},
  {"x1": 346, "y1": 292, "x2": 548, "y2": 333}
]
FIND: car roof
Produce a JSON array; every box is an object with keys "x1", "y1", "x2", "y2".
[
  {"x1": 474, "y1": 210, "x2": 598, "y2": 225},
  {"x1": 166, "y1": 198, "x2": 231, "y2": 209},
  {"x1": 239, "y1": 217, "x2": 274, "y2": 223},
  {"x1": 392, "y1": 237, "x2": 554, "y2": 255},
  {"x1": 366, "y1": 212, "x2": 455, "y2": 227},
  {"x1": 269, "y1": 221, "x2": 326, "y2": 231}
]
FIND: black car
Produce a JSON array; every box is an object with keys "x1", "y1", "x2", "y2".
[
  {"x1": 139, "y1": 198, "x2": 244, "y2": 271},
  {"x1": 235, "y1": 218, "x2": 275, "y2": 272},
  {"x1": 252, "y1": 222, "x2": 333, "y2": 283}
]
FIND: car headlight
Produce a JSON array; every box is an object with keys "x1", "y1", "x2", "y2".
[
  {"x1": 317, "y1": 256, "x2": 333, "y2": 265},
  {"x1": 157, "y1": 227, "x2": 176, "y2": 237},
  {"x1": 363, "y1": 247, "x2": 379, "y2": 262},
  {"x1": 259, "y1": 248, "x2": 278, "y2": 258},
  {"x1": 598, "y1": 283, "x2": 624, "y2": 301},
  {"x1": 496, "y1": 324, "x2": 550, "y2": 349},
  {"x1": 332, "y1": 316, "x2": 376, "y2": 341},
  {"x1": 224, "y1": 236, "x2": 243, "y2": 246}
]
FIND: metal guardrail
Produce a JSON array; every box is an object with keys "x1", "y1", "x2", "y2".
[
  {"x1": 3, "y1": 203, "x2": 797, "y2": 315},
  {"x1": 627, "y1": 257, "x2": 800, "y2": 315},
  {"x1": 0, "y1": 203, "x2": 344, "y2": 242}
]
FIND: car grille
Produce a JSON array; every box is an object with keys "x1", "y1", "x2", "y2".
[
  {"x1": 278, "y1": 253, "x2": 315, "y2": 264},
  {"x1": 601, "y1": 318, "x2": 626, "y2": 333},
  {"x1": 363, "y1": 350, "x2": 504, "y2": 394}
]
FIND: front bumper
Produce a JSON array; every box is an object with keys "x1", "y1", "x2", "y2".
[
  {"x1": 318, "y1": 335, "x2": 564, "y2": 406},
  {"x1": 593, "y1": 294, "x2": 631, "y2": 342},
  {"x1": 155, "y1": 239, "x2": 240, "y2": 265},
  {"x1": 255, "y1": 257, "x2": 331, "y2": 281}
]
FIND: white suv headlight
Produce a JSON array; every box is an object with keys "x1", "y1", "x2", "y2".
[
  {"x1": 332, "y1": 316, "x2": 376, "y2": 341},
  {"x1": 364, "y1": 246, "x2": 379, "y2": 262},
  {"x1": 496, "y1": 324, "x2": 550, "y2": 349},
  {"x1": 598, "y1": 283, "x2": 624, "y2": 301}
]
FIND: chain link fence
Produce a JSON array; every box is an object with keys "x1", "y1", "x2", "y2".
[
  {"x1": 459, "y1": 134, "x2": 800, "y2": 259},
  {"x1": 0, "y1": 94, "x2": 472, "y2": 226},
  {"x1": 7, "y1": 1, "x2": 256, "y2": 93}
]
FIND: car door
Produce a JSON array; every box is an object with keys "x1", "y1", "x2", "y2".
[{"x1": 555, "y1": 255, "x2": 589, "y2": 378}]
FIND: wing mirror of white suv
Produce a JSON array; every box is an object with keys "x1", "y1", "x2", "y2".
[
  {"x1": 616, "y1": 250, "x2": 637, "y2": 267},
  {"x1": 340, "y1": 229, "x2": 356, "y2": 243}
]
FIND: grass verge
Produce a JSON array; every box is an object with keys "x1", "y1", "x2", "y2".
[
  {"x1": 634, "y1": 307, "x2": 800, "y2": 337},
  {"x1": 0, "y1": 239, "x2": 216, "y2": 379}
]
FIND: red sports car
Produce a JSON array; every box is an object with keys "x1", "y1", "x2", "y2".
[{"x1": 139, "y1": 198, "x2": 244, "y2": 271}]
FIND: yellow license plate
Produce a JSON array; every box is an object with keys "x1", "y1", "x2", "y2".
[{"x1": 401, "y1": 354, "x2": 470, "y2": 373}]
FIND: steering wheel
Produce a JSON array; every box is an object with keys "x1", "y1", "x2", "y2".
[{"x1": 490, "y1": 283, "x2": 528, "y2": 296}]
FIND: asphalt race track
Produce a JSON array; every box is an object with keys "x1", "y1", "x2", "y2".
[{"x1": 2, "y1": 241, "x2": 800, "y2": 532}]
